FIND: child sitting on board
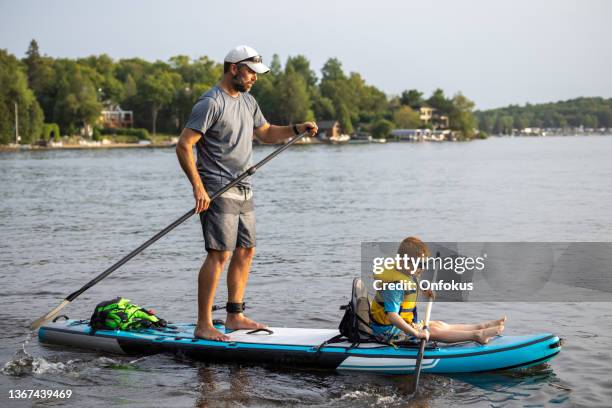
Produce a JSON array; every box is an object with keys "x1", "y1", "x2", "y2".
[{"x1": 369, "y1": 236, "x2": 506, "y2": 345}]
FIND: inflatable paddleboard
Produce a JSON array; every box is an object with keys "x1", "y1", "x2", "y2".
[{"x1": 39, "y1": 319, "x2": 561, "y2": 374}]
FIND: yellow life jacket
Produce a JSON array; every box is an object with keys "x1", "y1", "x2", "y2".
[{"x1": 370, "y1": 267, "x2": 419, "y2": 326}]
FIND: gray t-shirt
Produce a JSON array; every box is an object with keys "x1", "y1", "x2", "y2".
[{"x1": 185, "y1": 86, "x2": 267, "y2": 189}]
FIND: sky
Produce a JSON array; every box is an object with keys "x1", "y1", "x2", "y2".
[{"x1": 1, "y1": 0, "x2": 611, "y2": 110}]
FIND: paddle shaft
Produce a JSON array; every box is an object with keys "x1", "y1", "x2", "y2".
[
  {"x1": 411, "y1": 251, "x2": 440, "y2": 395},
  {"x1": 32, "y1": 133, "x2": 307, "y2": 327}
]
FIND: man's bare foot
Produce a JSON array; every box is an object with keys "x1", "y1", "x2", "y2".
[
  {"x1": 475, "y1": 325, "x2": 504, "y2": 344},
  {"x1": 194, "y1": 325, "x2": 230, "y2": 342},
  {"x1": 483, "y1": 316, "x2": 507, "y2": 329},
  {"x1": 225, "y1": 313, "x2": 267, "y2": 331}
]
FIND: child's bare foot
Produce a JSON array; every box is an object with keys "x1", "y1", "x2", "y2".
[
  {"x1": 475, "y1": 329, "x2": 492, "y2": 344},
  {"x1": 475, "y1": 325, "x2": 504, "y2": 344},
  {"x1": 194, "y1": 325, "x2": 230, "y2": 342},
  {"x1": 483, "y1": 316, "x2": 507, "y2": 328},
  {"x1": 225, "y1": 313, "x2": 267, "y2": 331}
]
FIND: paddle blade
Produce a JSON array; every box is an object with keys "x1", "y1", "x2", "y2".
[{"x1": 30, "y1": 299, "x2": 70, "y2": 330}]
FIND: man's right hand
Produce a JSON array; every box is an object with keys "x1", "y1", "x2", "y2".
[{"x1": 193, "y1": 183, "x2": 211, "y2": 213}]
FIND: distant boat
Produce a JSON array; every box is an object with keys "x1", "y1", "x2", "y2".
[
  {"x1": 348, "y1": 134, "x2": 372, "y2": 144},
  {"x1": 331, "y1": 134, "x2": 350, "y2": 144},
  {"x1": 318, "y1": 133, "x2": 350, "y2": 144}
]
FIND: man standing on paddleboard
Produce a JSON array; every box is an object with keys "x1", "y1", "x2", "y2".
[{"x1": 176, "y1": 45, "x2": 317, "y2": 341}]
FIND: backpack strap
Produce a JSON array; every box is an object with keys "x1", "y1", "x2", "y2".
[{"x1": 315, "y1": 333, "x2": 346, "y2": 353}]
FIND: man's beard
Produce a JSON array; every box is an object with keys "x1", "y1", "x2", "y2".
[{"x1": 232, "y1": 74, "x2": 251, "y2": 92}]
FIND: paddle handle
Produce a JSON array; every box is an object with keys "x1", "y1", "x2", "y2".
[
  {"x1": 422, "y1": 296, "x2": 434, "y2": 328},
  {"x1": 421, "y1": 250, "x2": 440, "y2": 330}
]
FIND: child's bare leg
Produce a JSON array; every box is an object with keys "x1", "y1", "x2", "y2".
[
  {"x1": 431, "y1": 320, "x2": 482, "y2": 331},
  {"x1": 429, "y1": 325, "x2": 480, "y2": 343},
  {"x1": 430, "y1": 325, "x2": 504, "y2": 344},
  {"x1": 431, "y1": 317, "x2": 506, "y2": 331}
]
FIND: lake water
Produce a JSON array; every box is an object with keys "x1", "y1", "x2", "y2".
[{"x1": 1, "y1": 136, "x2": 611, "y2": 407}]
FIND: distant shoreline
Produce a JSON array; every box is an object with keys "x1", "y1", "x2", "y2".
[
  {"x1": 2, "y1": 133, "x2": 611, "y2": 153},
  {"x1": 0, "y1": 142, "x2": 176, "y2": 152}
]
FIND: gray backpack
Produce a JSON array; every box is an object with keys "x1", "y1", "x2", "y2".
[{"x1": 338, "y1": 278, "x2": 375, "y2": 344}]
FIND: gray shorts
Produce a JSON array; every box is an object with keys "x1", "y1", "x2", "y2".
[{"x1": 199, "y1": 185, "x2": 256, "y2": 252}]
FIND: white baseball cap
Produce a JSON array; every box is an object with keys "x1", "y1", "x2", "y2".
[{"x1": 224, "y1": 45, "x2": 270, "y2": 74}]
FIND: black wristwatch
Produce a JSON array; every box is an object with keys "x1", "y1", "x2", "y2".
[{"x1": 292, "y1": 124, "x2": 300, "y2": 135}]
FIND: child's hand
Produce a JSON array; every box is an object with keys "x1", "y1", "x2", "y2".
[
  {"x1": 423, "y1": 289, "x2": 436, "y2": 299},
  {"x1": 417, "y1": 328, "x2": 430, "y2": 341}
]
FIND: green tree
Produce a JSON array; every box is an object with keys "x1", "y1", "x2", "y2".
[
  {"x1": 513, "y1": 115, "x2": 528, "y2": 130},
  {"x1": 321, "y1": 58, "x2": 346, "y2": 81},
  {"x1": 494, "y1": 115, "x2": 514, "y2": 135},
  {"x1": 351, "y1": 73, "x2": 387, "y2": 123},
  {"x1": 427, "y1": 88, "x2": 453, "y2": 115},
  {"x1": 23, "y1": 39, "x2": 55, "y2": 121},
  {"x1": 475, "y1": 97, "x2": 612, "y2": 133},
  {"x1": 596, "y1": 107, "x2": 612, "y2": 127},
  {"x1": 275, "y1": 65, "x2": 313, "y2": 123},
  {"x1": 169, "y1": 55, "x2": 221, "y2": 88},
  {"x1": 115, "y1": 58, "x2": 150, "y2": 84},
  {"x1": 138, "y1": 69, "x2": 181, "y2": 135},
  {"x1": 319, "y1": 58, "x2": 391, "y2": 132},
  {"x1": 400, "y1": 89, "x2": 424, "y2": 109},
  {"x1": 338, "y1": 103, "x2": 353, "y2": 135},
  {"x1": 312, "y1": 95, "x2": 335, "y2": 120},
  {"x1": 581, "y1": 114, "x2": 598, "y2": 128},
  {"x1": 79, "y1": 54, "x2": 124, "y2": 104},
  {"x1": 52, "y1": 60, "x2": 101, "y2": 135},
  {"x1": 285, "y1": 55, "x2": 317, "y2": 89},
  {"x1": 392, "y1": 105, "x2": 421, "y2": 128},
  {"x1": 371, "y1": 119, "x2": 393, "y2": 139},
  {"x1": 269, "y1": 54, "x2": 282, "y2": 77},
  {"x1": 123, "y1": 74, "x2": 137, "y2": 99},
  {"x1": 0, "y1": 50, "x2": 44, "y2": 144},
  {"x1": 319, "y1": 59, "x2": 352, "y2": 126},
  {"x1": 449, "y1": 93, "x2": 476, "y2": 139},
  {"x1": 479, "y1": 114, "x2": 495, "y2": 134}
]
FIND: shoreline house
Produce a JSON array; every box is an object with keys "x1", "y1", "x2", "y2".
[
  {"x1": 317, "y1": 120, "x2": 342, "y2": 139},
  {"x1": 100, "y1": 105, "x2": 134, "y2": 129},
  {"x1": 390, "y1": 105, "x2": 452, "y2": 141},
  {"x1": 317, "y1": 120, "x2": 350, "y2": 144},
  {"x1": 417, "y1": 106, "x2": 449, "y2": 130}
]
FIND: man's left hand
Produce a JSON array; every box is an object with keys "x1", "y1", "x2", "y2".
[{"x1": 298, "y1": 122, "x2": 318, "y2": 136}]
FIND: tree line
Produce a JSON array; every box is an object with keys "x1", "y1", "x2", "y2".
[
  {"x1": 1, "y1": 40, "x2": 483, "y2": 145},
  {"x1": 3, "y1": 41, "x2": 612, "y2": 145},
  {"x1": 475, "y1": 97, "x2": 612, "y2": 135}
]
